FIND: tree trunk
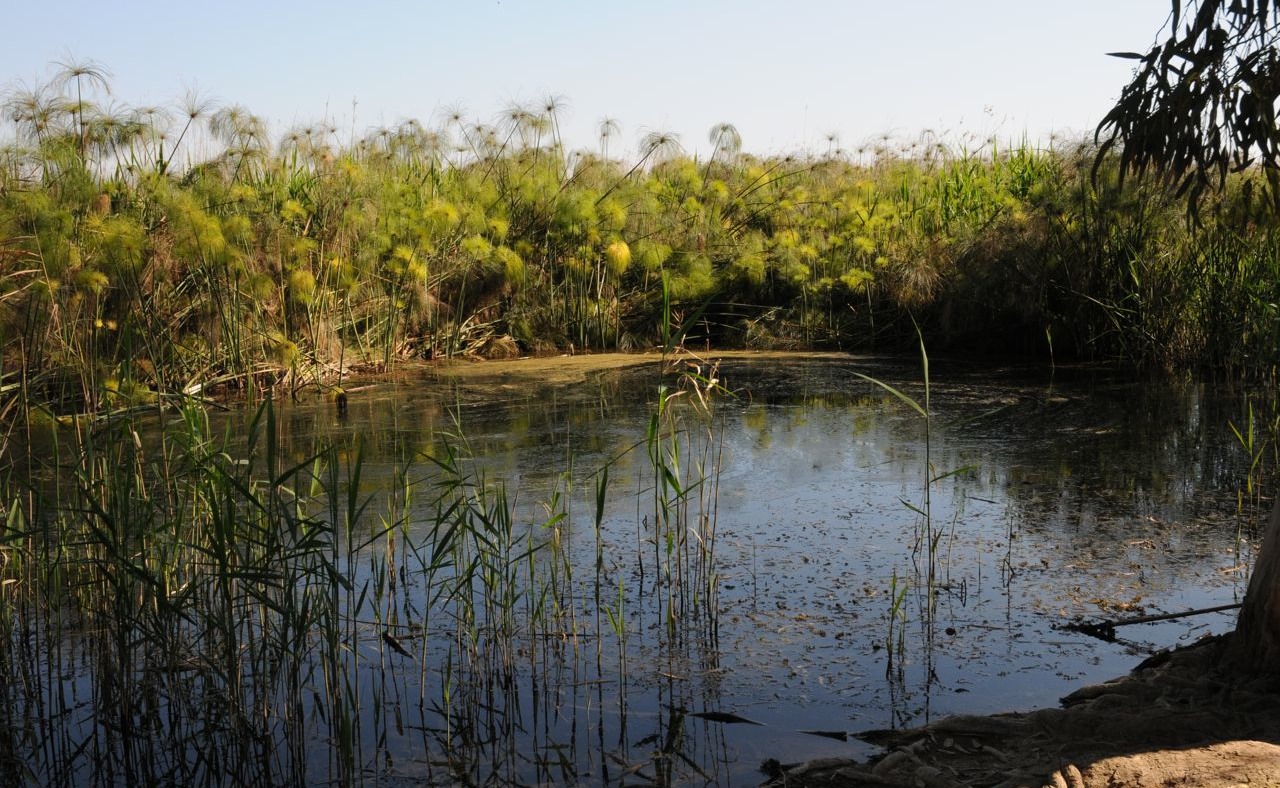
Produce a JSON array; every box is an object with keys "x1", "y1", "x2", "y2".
[{"x1": 1229, "y1": 495, "x2": 1280, "y2": 672}]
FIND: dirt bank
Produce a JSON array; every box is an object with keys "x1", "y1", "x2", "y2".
[
  {"x1": 430, "y1": 349, "x2": 854, "y2": 385},
  {"x1": 765, "y1": 635, "x2": 1280, "y2": 788}
]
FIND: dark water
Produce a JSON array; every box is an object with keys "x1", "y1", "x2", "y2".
[
  {"x1": 255, "y1": 355, "x2": 1259, "y2": 782},
  {"x1": 10, "y1": 355, "x2": 1266, "y2": 785}
]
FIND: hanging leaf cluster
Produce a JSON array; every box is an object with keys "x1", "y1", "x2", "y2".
[{"x1": 1096, "y1": 0, "x2": 1280, "y2": 215}]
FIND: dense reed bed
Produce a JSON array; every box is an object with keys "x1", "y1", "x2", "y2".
[
  {"x1": 0, "y1": 353, "x2": 732, "y2": 785},
  {"x1": 3, "y1": 62, "x2": 1280, "y2": 429}
]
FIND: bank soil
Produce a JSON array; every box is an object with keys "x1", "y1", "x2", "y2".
[
  {"x1": 766, "y1": 635, "x2": 1280, "y2": 788},
  {"x1": 431, "y1": 349, "x2": 851, "y2": 385}
]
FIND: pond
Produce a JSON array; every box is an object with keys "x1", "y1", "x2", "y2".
[{"x1": 2, "y1": 352, "x2": 1263, "y2": 785}]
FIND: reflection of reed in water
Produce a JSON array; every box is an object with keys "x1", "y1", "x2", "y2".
[{"x1": 2, "y1": 360, "x2": 1261, "y2": 783}]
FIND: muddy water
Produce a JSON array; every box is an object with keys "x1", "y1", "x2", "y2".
[{"x1": 252, "y1": 353, "x2": 1259, "y2": 783}]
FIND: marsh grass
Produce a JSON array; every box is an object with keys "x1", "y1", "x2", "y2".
[
  {"x1": 1229, "y1": 394, "x2": 1280, "y2": 551},
  {"x1": 857, "y1": 334, "x2": 979, "y2": 724},
  {"x1": 7, "y1": 61, "x2": 1280, "y2": 433},
  {"x1": 0, "y1": 356, "x2": 732, "y2": 785},
  {"x1": 646, "y1": 353, "x2": 728, "y2": 645}
]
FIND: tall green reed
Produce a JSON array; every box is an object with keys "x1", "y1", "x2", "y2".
[
  {"x1": 0, "y1": 395, "x2": 373, "y2": 785},
  {"x1": 645, "y1": 353, "x2": 728, "y2": 642},
  {"x1": 0, "y1": 349, "x2": 735, "y2": 784}
]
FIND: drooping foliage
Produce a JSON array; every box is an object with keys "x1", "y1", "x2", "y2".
[
  {"x1": 1098, "y1": 0, "x2": 1280, "y2": 675},
  {"x1": 1097, "y1": 0, "x2": 1280, "y2": 214}
]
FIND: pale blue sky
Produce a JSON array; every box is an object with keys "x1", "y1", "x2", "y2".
[{"x1": 2, "y1": 1, "x2": 1173, "y2": 158}]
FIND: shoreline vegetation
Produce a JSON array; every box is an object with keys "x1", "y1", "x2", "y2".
[
  {"x1": 3, "y1": 61, "x2": 1280, "y2": 785},
  {"x1": 3, "y1": 61, "x2": 1280, "y2": 428}
]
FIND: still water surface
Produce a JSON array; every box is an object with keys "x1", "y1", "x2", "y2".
[
  {"x1": 258, "y1": 353, "x2": 1255, "y2": 783},
  {"x1": 12, "y1": 353, "x2": 1262, "y2": 785}
]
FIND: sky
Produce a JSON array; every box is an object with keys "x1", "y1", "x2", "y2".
[{"x1": 1, "y1": 0, "x2": 1175, "y2": 160}]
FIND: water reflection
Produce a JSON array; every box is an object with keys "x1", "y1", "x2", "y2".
[
  {"x1": 260, "y1": 358, "x2": 1260, "y2": 768},
  {"x1": 5, "y1": 356, "x2": 1264, "y2": 785}
]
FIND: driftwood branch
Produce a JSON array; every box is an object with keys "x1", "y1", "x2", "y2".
[{"x1": 1062, "y1": 603, "x2": 1242, "y2": 642}]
